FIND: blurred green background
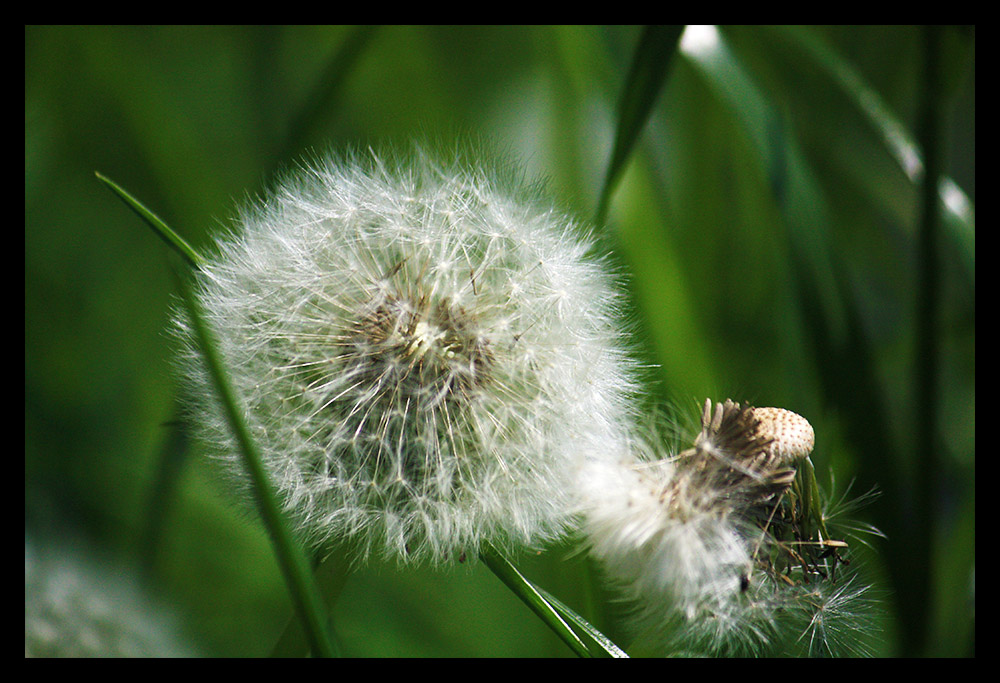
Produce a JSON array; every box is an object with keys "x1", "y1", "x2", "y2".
[{"x1": 25, "y1": 26, "x2": 974, "y2": 657}]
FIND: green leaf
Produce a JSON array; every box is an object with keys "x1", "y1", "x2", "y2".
[
  {"x1": 95, "y1": 171, "x2": 206, "y2": 269},
  {"x1": 597, "y1": 25, "x2": 685, "y2": 225},
  {"x1": 481, "y1": 544, "x2": 597, "y2": 658},
  {"x1": 535, "y1": 586, "x2": 629, "y2": 658}
]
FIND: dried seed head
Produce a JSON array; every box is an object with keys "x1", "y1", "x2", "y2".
[
  {"x1": 747, "y1": 406, "x2": 815, "y2": 462},
  {"x1": 680, "y1": 399, "x2": 802, "y2": 510},
  {"x1": 578, "y1": 398, "x2": 873, "y2": 656}
]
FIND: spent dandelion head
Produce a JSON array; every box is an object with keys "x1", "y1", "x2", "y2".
[
  {"x1": 579, "y1": 398, "x2": 880, "y2": 656},
  {"x1": 24, "y1": 536, "x2": 197, "y2": 658},
  {"x1": 173, "y1": 143, "x2": 635, "y2": 565}
]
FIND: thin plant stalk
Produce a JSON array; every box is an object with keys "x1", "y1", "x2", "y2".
[
  {"x1": 98, "y1": 173, "x2": 337, "y2": 657},
  {"x1": 95, "y1": 172, "x2": 205, "y2": 269},
  {"x1": 174, "y1": 263, "x2": 339, "y2": 658},
  {"x1": 909, "y1": 24, "x2": 945, "y2": 657},
  {"x1": 480, "y1": 543, "x2": 630, "y2": 657},
  {"x1": 270, "y1": 549, "x2": 353, "y2": 657}
]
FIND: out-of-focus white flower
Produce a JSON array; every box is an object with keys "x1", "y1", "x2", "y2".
[
  {"x1": 25, "y1": 536, "x2": 196, "y2": 658},
  {"x1": 580, "y1": 399, "x2": 878, "y2": 656},
  {"x1": 174, "y1": 144, "x2": 635, "y2": 565}
]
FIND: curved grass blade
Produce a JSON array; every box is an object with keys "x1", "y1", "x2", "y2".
[
  {"x1": 771, "y1": 26, "x2": 974, "y2": 281},
  {"x1": 481, "y1": 544, "x2": 593, "y2": 657},
  {"x1": 175, "y1": 263, "x2": 338, "y2": 657},
  {"x1": 96, "y1": 172, "x2": 209, "y2": 582},
  {"x1": 101, "y1": 175, "x2": 337, "y2": 656},
  {"x1": 535, "y1": 586, "x2": 629, "y2": 658},
  {"x1": 95, "y1": 171, "x2": 206, "y2": 268},
  {"x1": 597, "y1": 25, "x2": 685, "y2": 225}
]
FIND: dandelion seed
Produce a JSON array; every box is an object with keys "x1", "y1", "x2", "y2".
[{"x1": 174, "y1": 144, "x2": 635, "y2": 565}]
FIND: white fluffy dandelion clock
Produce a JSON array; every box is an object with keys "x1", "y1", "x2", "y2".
[{"x1": 174, "y1": 145, "x2": 634, "y2": 565}]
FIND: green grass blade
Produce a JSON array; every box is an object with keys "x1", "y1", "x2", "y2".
[
  {"x1": 772, "y1": 26, "x2": 974, "y2": 281},
  {"x1": 481, "y1": 544, "x2": 592, "y2": 657},
  {"x1": 535, "y1": 586, "x2": 629, "y2": 658},
  {"x1": 95, "y1": 171, "x2": 206, "y2": 268},
  {"x1": 680, "y1": 26, "x2": 895, "y2": 474},
  {"x1": 270, "y1": 549, "x2": 353, "y2": 657},
  {"x1": 101, "y1": 167, "x2": 339, "y2": 655},
  {"x1": 96, "y1": 171, "x2": 208, "y2": 583},
  {"x1": 100, "y1": 170, "x2": 344, "y2": 657},
  {"x1": 174, "y1": 264, "x2": 338, "y2": 657},
  {"x1": 682, "y1": 25, "x2": 904, "y2": 653},
  {"x1": 680, "y1": 26, "x2": 848, "y2": 341},
  {"x1": 597, "y1": 25, "x2": 685, "y2": 224},
  {"x1": 138, "y1": 410, "x2": 190, "y2": 576},
  {"x1": 909, "y1": 25, "x2": 946, "y2": 656},
  {"x1": 276, "y1": 26, "x2": 379, "y2": 165}
]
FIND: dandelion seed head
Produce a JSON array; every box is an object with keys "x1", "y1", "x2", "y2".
[
  {"x1": 174, "y1": 144, "x2": 635, "y2": 564},
  {"x1": 579, "y1": 407, "x2": 754, "y2": 636},
  {"x1": 580, "y1": 398, "x2": 877, "y2": 655},
  {"x1": 25, "y1": 536, "x2": 197, "y2": 657}
]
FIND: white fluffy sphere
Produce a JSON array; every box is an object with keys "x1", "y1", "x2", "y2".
[{"x1": 175, "y1": 145, "x2": 635, "y2": 564}]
